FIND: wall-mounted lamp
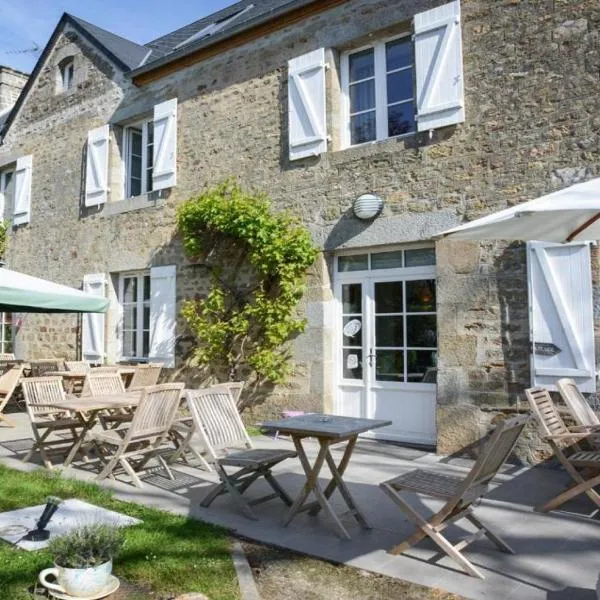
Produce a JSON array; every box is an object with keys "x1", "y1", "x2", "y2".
[{"x1": 353, "y1": 193, "x2": 384, "y2": 220}]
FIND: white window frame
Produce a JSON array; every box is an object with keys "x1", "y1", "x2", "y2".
[
  {"x1": 124, "y1": 120, "x2": 154, "y2": 198},
  {"x1": 0, "y1": 313, "x2": 13, "y2": 354},
  {"x1": 341, "y1": 32, "x2": 415, "y2": 149},
  {"x1": 60, "y1": 59, "x2": 74, "y2": 92},
  {"x1": 0, "y1": 167, "x2": 14, "y2": 221},
  {"x1": 118, "y1": 271, "x2": 151, "y2": 362}
]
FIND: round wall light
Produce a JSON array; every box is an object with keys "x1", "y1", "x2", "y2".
[{"x1": 353, "y1": 193, "x2": 384, "y2": 220}]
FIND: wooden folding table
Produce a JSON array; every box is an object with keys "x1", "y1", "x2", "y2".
[{"x1": 260, "y1": 413, "x2": 391, "y2": 539}]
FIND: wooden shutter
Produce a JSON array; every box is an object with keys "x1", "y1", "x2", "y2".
[
  {"x1": 82, "y1": 273, "x2": 106, "y2": 363},
  {"x1": 152, "y1": 99, "x2": 177, "y2": 191},
  {"x1": 414, "y1": 0, "x2": 464, "y2": 132},
  {"x1": 288, "y1": 48, "x2": 327, "y2": 161},
  {"x1": 149, "y1": 265, "x2": 176, "y2": 367},
  {"x1": 528, "y1": 242, "x2": 596, "y2": 392},
  {"x1": 85, "y1": 125, "x2": 110, "y2": 207},
  {"x1": 13, "y1": 155, "x2": 32, "y2": 225}
]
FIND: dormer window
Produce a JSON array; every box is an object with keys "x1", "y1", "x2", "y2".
[{"x1": 59, "y1": 58, "x2": 74, "y2": 92}]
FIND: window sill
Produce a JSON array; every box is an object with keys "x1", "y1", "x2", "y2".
[{"x1": 102, "y1": 190, "x2": 168, "y2": 216}]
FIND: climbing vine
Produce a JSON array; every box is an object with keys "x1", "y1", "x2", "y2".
[
  {"x1": 0, "y1": 221, "x2": 7, "y2": 259},
  {"x1": 177, "y1": 181, "x2": 318, "y2": 411}
]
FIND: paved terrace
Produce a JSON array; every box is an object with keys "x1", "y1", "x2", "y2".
[{"x1": 0, "y1": 412, "x2": 598, "y2": 600}]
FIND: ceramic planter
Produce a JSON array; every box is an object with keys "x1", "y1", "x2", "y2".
[{"x1": 39, "y1": 559, "x2": 113, "y2": 597}]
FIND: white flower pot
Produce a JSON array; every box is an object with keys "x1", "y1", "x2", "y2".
[{"x1": 39, "y1": 559, "x2": 113, "y2": 597}]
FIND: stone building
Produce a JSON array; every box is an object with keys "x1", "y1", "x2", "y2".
[{"x1": 0, "y1": 0, "x2": 599, "y2": 454}]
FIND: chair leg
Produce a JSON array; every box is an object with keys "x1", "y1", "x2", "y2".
[
  {"x1": 263, "y1": 469, "x2": 293, "y2": 506},
  {"x1": 201, "y1": 464, "x2": 258, "y2": 520},
  {"x1": 537, "y1": 471, "x2": 600, "y2": 513},
  {"x1": 465, "y1": 511, "x2": 514, "y2": 554},
  {"x1": 119, "y1": 457, "x2": 144, "y2": 488}
]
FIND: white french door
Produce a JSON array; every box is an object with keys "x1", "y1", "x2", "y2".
[{"x1": 334, "y1": 248, "x2": 437, "y2": 445}]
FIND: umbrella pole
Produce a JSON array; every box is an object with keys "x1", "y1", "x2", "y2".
[{"x1": 567, "y1": 212, "x2": 600, "y2": 242}]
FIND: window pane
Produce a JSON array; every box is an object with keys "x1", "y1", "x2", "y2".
[
  {"x1": 386, "y1": 38, "x2": 413, "y2": 71},
  {"x1": 122, "y1": 331, "x2": 136, "y2": 357},
  {"x1": 143, "y1": 331, "x2": 150, "y2": 358},
  {"x1": 407, "y1": 350, "x2": 437, "y2": 383},
  {"x1": 130, "y1": 178, "x2": 142, "y2": 198},
  {"x1": 131, "y1": 155, "x2": 142, "y2": 178},
  {"x1": 387, "y1": 69, "x2": 413, "y2": 104},
  {"x1": 350, "y1": 111, "x2": 376, "y2": 145},
  {"x1": 130, "y1": 129, "x2": 142, "y2": 155},
  {"x1": 376, "y1": 315, "x2": 403, "y2": 347},
  {"x1": 342, "y1": 283, "x2": 362, "y2": 313},
  {"x1": 338, "y1": 255, "x2": 368, "y2": 273},
  {"x1": 143, "y1": 275, "x2": 151, "y2": 301},
  {"x1": 375, "y1": 281, "x2": 403, "y2": 313},
  {"x1": 342, "y1": 316, "x2": 363, "y2": 347},
  {"x1": 146, "y1": 121, "x2": 154, "y2": 146},
  {"x1": 123, "y1": 306, "x2": 137, "y2": 330},
  {"x1": 376, "y1": 350, "x2": 403, "y2": 382},
  {"x1": 388, "y1": 101, "x2": 415, "y2": 137},
  {"x1": 371, "y1": 250, "x2": 403, "y2": 270},
  {"x1": 143, "y1": 305, "x2": 150, "y2": 330},
  {"x1": 406, "y1": 280, "x2": 436, "y2": 312},
  {"x1": 343, "y1": 348, "x2": 363, "y2": 380},
  {"x1": 405, "y1": 248, "x2": 436, "y2": 267},
  {"x1": 123, "y1": 277, "x2": 137, "y2": 303},
  {"x1": 406, "y1": 315, "x2": 437, "y2": 348},
  {"x1": 350, "y1": 80, "x2": 375, "y2": 114},
  {"x1": 349, "y1": 48, "x2": 374, "y2": 82},
  {"x1": 146, "y1": 169, "x2": 153, "y2": 194}
]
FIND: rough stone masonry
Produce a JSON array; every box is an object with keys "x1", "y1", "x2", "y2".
[{"x1": 0, "y1": 0, "x2": 599, "y2": 456}]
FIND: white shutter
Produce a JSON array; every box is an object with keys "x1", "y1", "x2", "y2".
[
  {"x1": 13, "y1": 155, "x2": 32, "y2": 225},
  {"x1": 288, "y1": 48, "x2": 327, "y2": 161},
  {"x1": 85, "y1": 125, "x2": 110, "y2": 207},
  {"x1": 152, "y1": 99, "x2": 177, "y2": 191},
  {"x1": 149, "y1": 265, "x2": 176, "y2": 367},
  {"x1": 414, "y1": 0, "x2": 464, "y2": 131},
  {"x1": 528, "y1": 242, "x2": 596, "y2": 393},
  {"x1": 82, "y1": 273, "x2": 107, "y2": 363}
]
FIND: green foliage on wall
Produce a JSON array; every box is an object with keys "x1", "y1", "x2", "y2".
[
  {"x1": 177, "y1": 181, "x2": 318, "y2": 410},
  {"x1": 0, "y1": 221, "x2": 7, "y2": 259}
]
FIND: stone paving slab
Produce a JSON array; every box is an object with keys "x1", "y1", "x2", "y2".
[{"x1": 0, "y1": 413, "x2": 599, "y2": 600}]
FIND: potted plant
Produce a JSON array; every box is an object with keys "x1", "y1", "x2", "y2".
[{"x1": 39, "y1": 523, "x2": 124, "y2": 597}]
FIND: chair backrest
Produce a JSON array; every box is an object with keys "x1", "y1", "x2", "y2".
[
  {"x1": 83, "y1": 372, "x2": 125, "y2": 397},
  {"x1": 525, "y1": 386, "x2": 571, "y2": 446},
  {"x1": 29, "y1": 359, "x2": 65, "y2": 377},
  {"x1": 0, "y1": 365, "x2": 24, "y2": 412},
  {"x1": 557, "y1": 378, "x2": 600, "y2": 428},
  {"x1": 65, "y1": 360, "x2": 90, "y2": 373},
  {"x1": 128, "y1": 363, "x2": 162, "y2": 390},
  {"x1": 211, "y1": 381, "x2": 244, "y2": 406},
  {"x1": 21, "y1": 377, "x2": 67, "y2": 419},
  {"x1": 125, "y1": 383, "x2": 183, "y2": 442},
  {"x1": 0, "y1": 353, "x2": 15, "y2": 361},
  {"x1": 185, "y1": 386, "x2": 252, "y2": 460}
]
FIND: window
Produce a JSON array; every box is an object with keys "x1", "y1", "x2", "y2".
[
  {"x1": 119, "y1": 272, "x2": 151, "y2": 360},
  {"x1": 337, "y1": 247, "x2": 435, "y2": 272},
  {"x1": 0, "y1": 168, "x2": 14, "y2": 220},
  {"x1": 59, "y1": 58, "x2": 74, "y2": 92},
  {"x1": 0, "y1": 313, "x2": 13, "y2": 354},
  {"x1": 342, "y1": 35, "x2": 415, "y2": 146},
  {"x1": 124, "y1": 121, "x2": 154, "y2": 198}
]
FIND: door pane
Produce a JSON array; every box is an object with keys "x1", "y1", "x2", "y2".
[
  {"x1": 338, "y1": 255, "x2": 368, "y2": 273},
  {"x1": 407, "y1": 350, "x2": 437, "y2": 382},
  {"x1": 406, "y1": 280, "x2": 436, "y2": 312},
  {"x1": 376, "y1": 315, "x2": 403, "y2": 347},
  {"x1": 343, "y1": 316, "x2": 363, "y2": 347},
  {"x1": 406, "y1": 315, "x2": 437, "y2": 348},
  {"x1": 343, "y1": 348, "x2": 363, "y2": 380},
  {"x1": 375, "y1": 350, "x2": 404, "y2": 382},
  {"x1": 375, "y1": 281, "x2": 403, "y2": 313},
  {"x1": 342, "y1": 283, "x2": 362, "y2": 314}
]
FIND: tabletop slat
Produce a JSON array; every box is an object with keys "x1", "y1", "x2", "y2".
[
  {"x1": 260, "y1": 413, "x2": 391, "y2": 438},
  {"x1": 52, "y1": 394, "x2": 141, "y2": 412}
]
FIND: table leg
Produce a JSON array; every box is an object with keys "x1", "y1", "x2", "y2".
[
  {"x1": 64, "y1": 410, "x2": 98, "y2": 467},
  {"x1": 283, "y1": 436, "x2": 351, "y2": 539}
]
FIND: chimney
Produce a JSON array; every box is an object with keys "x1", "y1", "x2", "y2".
[{"x1": 0, "y1": 66, "x2": 28, "y2": 117}]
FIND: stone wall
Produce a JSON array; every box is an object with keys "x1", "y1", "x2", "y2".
[
  {"x1": 0, "y1": 66, "x2": 28, "y2": 115},
  {"x1": 1, "y1": 0, "x2": 600, "y2": 455}
]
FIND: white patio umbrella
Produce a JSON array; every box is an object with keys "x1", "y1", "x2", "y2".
[
  {"x1": 0, "y1": 267, "x2": 107, "y2": 313},
  {"x1": 437, "y1": 178, "x2": 600, "y2": 243}
]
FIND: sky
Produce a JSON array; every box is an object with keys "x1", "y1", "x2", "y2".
[{"x1": 0, "y1": 0, "x2": 240, "y2": 73}]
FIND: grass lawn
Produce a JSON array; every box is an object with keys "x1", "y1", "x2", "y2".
[{"x1": 0, "y1": 465, "x2": 240, "y2": 600}]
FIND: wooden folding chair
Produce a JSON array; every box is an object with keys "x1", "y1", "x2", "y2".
[
  {"x1": 128, "y1": 363, "x2": 162, "y2": 391},
  {"x1": 556, "y1": 378, "x2": 600, "y2": 430},
  {"x1": 88, "y1": 383, "x2": 184, "y2": 487},
  {"x1": 212, "y1": 381, "x2": 244, "y2": 407},
  {"x1": 65, "y1": 360, "x2": 91, "y2": 373},
  {"x1": 380, "y1": 414, "x2": 529, "y2": 579},
  {"x1": 526, "y1": 386, "x2": 600, "y2": 513},
  {"x1": 0, "y1": 365, "x2": 24, "y2": 427},
  {"x1": 21, "y1": 377, "x2": 83, "y2": 470},
  {"x1": 81, "y1": 372, "x2": 132, "y2": 429},
  {"x1": 186, "y1": 386, "x2": 296, "y2": 520},
  {"x1": 29, "y1": 359, "x2": 65, "y2": 377}
]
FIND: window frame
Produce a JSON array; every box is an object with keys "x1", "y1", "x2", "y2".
[
  {"x1": 340, "y1": 32, "x2": 415, "y2": 149},
  {"x1": 0, "y1": 313, "x2": 14, "y2": 354},
  {"x1": 0, "y1": 167, "x2": 15, "y2": 221},
  {"x1": 118, "y1": 271, "x2": 151, "y2": 362},
  {"x1": 59, "y1": 58, "x2": 74, "y2": 92},
  {"x1": 123, "y1": 120, "x2": 154, "y2": 199}
]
